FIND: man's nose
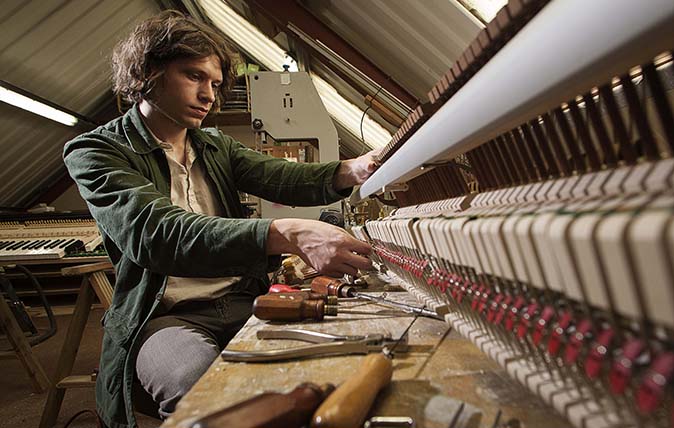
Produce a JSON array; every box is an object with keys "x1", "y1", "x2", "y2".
[{"x1": 199, "y1": 84, "x2": 216, "y2": 104}]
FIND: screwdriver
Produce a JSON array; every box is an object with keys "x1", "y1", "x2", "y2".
[
  {"x1": 269, "y1": 283, "x2": 301, "y2": 293},
  {"x1": 253, "y1": 294, "x2": 338, "y2": 322},
  {"x1": 191, "y1": 382, "x2": 335, "y2": 428},
  {"x1": 310, "y1": 276, "x2": 442, "y2": 319},
  {"x1": 268, "y1": 289, "x2": 339, "y2": 305}
]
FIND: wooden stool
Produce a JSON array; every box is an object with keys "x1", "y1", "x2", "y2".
[
  {"x1": 39, "y1": 260, "x2": 114, "y2": 428},
  {"x1": 0, "y1": 289, "x2": 51, "y2": 393}
]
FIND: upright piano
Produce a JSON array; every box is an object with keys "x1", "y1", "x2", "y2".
[{"x1": 352, "y1": 1, "x2": 674, "y2": 426}]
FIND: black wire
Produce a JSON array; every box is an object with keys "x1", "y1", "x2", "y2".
[
  {"x1": 63, "y1": 409, "x2": 103, "y2": 428},
  {"x1": 15, "y1": 264, "x2": 57, "y2": 346},
  {"x1": 359, "y1": 86, "x2": 384, "y2": 156},
  {"x1": 0, "y1": 265, "x2": 57, "y2": 352}
]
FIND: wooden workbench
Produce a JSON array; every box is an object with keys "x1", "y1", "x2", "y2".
[{"x1": 161, "y1": 292, "x2": 569, "y2": 428}]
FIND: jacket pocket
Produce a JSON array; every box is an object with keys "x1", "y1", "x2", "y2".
[{"x1": 99, "y1": 309, "x2": 134, "y2": 394}]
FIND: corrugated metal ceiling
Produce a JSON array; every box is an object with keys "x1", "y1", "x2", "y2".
[
  {"x1": 302, "y1": 0, "x2": 482, "y2": 101},
  {"x1": 0, "y1": 0, "x2": 161, "y2": 208},
  {"x1": 0, "y1": 0, "x2": 483, "y2": 209}
]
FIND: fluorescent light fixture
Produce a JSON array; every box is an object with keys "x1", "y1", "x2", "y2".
[
  {"x1": 0, "y1": 85, "x2": 78, "y2": 126},
  {"x1": 311, "y1": 74, "x2": 390, "y2": 149},
  {"x1": 198, "y1": 0, "x2": 391, "y2": 149},
  {"x1": 199, "y1": 0, "x2": 285, "y2": 71}
]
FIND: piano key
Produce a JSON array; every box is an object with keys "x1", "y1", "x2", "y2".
[
  {"x1": 47, "y1": 239, "x2": 66, "y2": 249},
  {"x1": 6, "y1": 240, "x2": 28, "y2": 251},
  {"x1": 58, "y1": 239, "x2": 76, "y2": 249},
  {"x1": 19, "y1": 240, "x2": 38, "y2": 250},
  {"x1": 0, "y1": 241, "x2": 15, "y2": 250}
]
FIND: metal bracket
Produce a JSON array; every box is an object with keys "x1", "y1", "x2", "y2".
[{"x1": 381, "y1": 183, "x2": 409, "y2": 193}]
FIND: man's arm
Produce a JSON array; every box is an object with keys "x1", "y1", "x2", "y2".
[
  {"x1": 64, "y1": 135, "x2": 273, "y2": 279},
  {"x1": 265, "y1": 149, "x2": 380, "y2": 277},
  {"x1": 224, "y1": 132, "x2": 378, "y2": 207},
  {"x1": 223, "y1": 131, "x2": 382, "y2": 277}
]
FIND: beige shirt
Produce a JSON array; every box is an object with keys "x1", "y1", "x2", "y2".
[{"x1": 156, "y1": 133, "x2": 242, "y2": 309}]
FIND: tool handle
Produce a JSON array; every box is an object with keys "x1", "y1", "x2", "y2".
[
  {"x1": 270, "y1": 291, "x2": 337, "y2": 305},
  {"x1": 310, "y1": 276, "x2": 344, "y2": 296},
  {"x1": 269, "y1": 284, "x2": 301, "y2": 293},
  {"x1": 253, "y1": 294, "x2": 326, "y2": 321},
  {"x1": 191, "y1": 383, "x2": 335, "y2": 428},
  {"x1": 311, "y1": 353, "x2": 393, "y2": 428}
]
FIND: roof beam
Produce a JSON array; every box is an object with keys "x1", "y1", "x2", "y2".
[{"x1": 248, "y1": 0, "x2": 418, "y2": 109}]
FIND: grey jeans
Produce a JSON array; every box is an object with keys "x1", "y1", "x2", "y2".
[{"x1": 135, "y1": 292, "x2": 255, "y2": 419}]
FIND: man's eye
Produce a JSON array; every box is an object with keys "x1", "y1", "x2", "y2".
[{"x1": 189, "y1": 74, "x2": 200, "y2": 81}]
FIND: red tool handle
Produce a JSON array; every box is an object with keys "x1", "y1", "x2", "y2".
[{"x1": 270, "y1": 284, "x2": 301, "y2": 293}]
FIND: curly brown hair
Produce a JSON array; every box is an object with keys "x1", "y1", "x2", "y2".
[{"x1": 111, "y1": 10, "x2": 237, "y2": 108}]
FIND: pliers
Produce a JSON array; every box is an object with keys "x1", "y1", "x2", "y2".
[{"x1": 220, "y1": 328, "x2": 408, "y2": 362}]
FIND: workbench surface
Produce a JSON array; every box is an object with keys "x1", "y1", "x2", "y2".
[{"x1": 161, "y1": 292, "x2": 569, "y2": 428}]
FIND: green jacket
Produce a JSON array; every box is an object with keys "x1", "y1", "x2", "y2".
[{"x1": 63, "y1": 105, "x2": 347, "y2": 428}]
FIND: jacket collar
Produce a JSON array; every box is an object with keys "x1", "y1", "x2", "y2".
[{"x1": 122, "y1": 104, "x2": 219, "y2": 154}]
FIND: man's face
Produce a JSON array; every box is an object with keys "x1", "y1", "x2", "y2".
[{"x1": 149, "y1": 54, "x2": 223, "y2": 129}]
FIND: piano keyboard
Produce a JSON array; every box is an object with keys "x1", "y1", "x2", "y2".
[
  {"x1": 0, "y1": 214, "x2": 102, "y2": 262},
  {"x1": 0, "y1": 238, "x2": 84, "y2": 261},
  {"x1": 353, "y1": 1, "x2": 674, "y2": 427}
]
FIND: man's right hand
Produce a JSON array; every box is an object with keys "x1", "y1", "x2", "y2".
[{"x1": 267, "y1": 219, "x2": 372, "y2": 278}]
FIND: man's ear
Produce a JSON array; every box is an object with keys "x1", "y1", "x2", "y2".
[{"x1": 144, "y1": 66, "x2": 165, "y2": 96}]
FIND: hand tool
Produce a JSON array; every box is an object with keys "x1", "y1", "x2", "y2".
[
  {"x1": 267, "y1": 289, "x2": 339, "y2": 305},
  {"x1": 311, "y1": 352, "x2": 392, "y2": 428},
  {"x1": 269, "y1": 283, "x2": 301, "y2": 293},
  {"x1": 363, "y1": 416, "x2": 415, "y2": 427},
  {"x1": 310, "y1": 305, "x2": 424, "y2": 428},
  {"x1": 190, "y1": 382, "x2": 335, "y2": 428},
  {"x1": 311, "y1": 276, "x2": 443, "y2": 320},
  {"x1": 220, "y1": 328, "x2": 408, "y2": 362},
  {"x1": 253, "y1": 294, "x2": 337, "y2": 322}
]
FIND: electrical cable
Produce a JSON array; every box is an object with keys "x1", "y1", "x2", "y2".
[
  {"x1": 62, "y1": 409, "x2": 103, "y2": 428},
  {"x1": 15, "y1": 264, "x2": 57, "y2": 346},
  {"x1": 358, "y1": 85, "x2": 383, "y2": 156},
  {"x1": 0, "y1": 265, "x2": 57, "y2": 351}
]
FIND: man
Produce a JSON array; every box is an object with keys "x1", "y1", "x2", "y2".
[{"x1": 64, "y1": 10, "x2": 378, "y2": 428}]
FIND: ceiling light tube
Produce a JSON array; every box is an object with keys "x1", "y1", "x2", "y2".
[
  {"x1": 0, "y1": 82, "x2": 78, "y2": 127},
  {"x1": 198, "y1": 0, "x2": 391, "y2": 150}
]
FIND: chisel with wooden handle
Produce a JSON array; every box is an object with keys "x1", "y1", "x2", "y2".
[
  {"x1": 191, "y1": 382, "x2": 335, "y2": 428},
  {"x1": 310, "y1": 352, "x2": 393, "y2": 428}
]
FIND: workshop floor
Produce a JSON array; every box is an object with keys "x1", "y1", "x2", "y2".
[{"x1": 0, "y1": 308, "x2": 159, "y2": 428}]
